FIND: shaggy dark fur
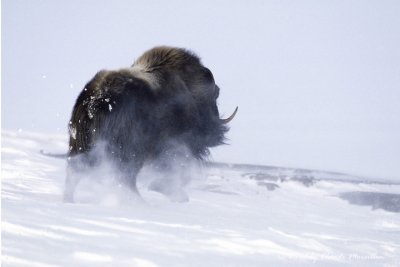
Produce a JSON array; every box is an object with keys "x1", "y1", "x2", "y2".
[{"x1": 64, "y1": 46, "x2": 232, "y2": 202}]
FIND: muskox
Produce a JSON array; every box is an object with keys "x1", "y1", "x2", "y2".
[{"x1": 64, "y1": 46, "x2": 237, "y2": 202}]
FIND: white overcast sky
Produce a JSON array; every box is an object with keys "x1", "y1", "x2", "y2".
[{"x1": 2, "y1": 0, "x2": 400, "y2": 180}]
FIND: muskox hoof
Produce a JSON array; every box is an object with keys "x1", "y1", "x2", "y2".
[
  {"x1": 148, "y1": 181, "x2": 189, "y2": 203},
  {"x1": 168, "y1": 189, "x2": 189, "y2": 203},
  {"x1": 63, "y1": 193, "x2": 75, "y2": 203}
]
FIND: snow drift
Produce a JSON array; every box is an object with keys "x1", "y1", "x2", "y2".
[{"x1": 2, "y1": 130, "x2": 400, "y2": 267}]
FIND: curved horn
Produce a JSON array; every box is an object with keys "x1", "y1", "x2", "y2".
[{"x1": 221, "y1": 106, "x2": 238, "y2": 124}]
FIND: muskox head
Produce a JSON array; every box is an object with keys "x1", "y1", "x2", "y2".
[
  {"x1": 64, "y1": 46, "x2": 237, "y2": 202},
  {"x1": 131, "y1": 46, "x2": 238, "y2": 146}
]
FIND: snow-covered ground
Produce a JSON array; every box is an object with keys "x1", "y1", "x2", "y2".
[{"x1": 2, "y1": 130, "x2": 400, "y2": 267}]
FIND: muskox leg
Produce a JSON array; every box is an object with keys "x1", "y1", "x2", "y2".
[
  {"x1": 121, "y1": 168, "x2": 140, "y2": 195},
  {"x1": 63, "y1": 168, "x2": 79, "y2": 203},
  {"x1": 63, "y1": 154, "x2": 90, "y2": 203},
  {"x1": 149, "y1": 145, "x2": 192, "y2": 202},
  {"x1": 116, "y1": 159, "x2": 144, "y2": 199}
]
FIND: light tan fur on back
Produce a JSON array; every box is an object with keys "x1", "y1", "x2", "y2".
[{"x1": 133, "y1": 46, "x2": 199, "y2": 71}]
